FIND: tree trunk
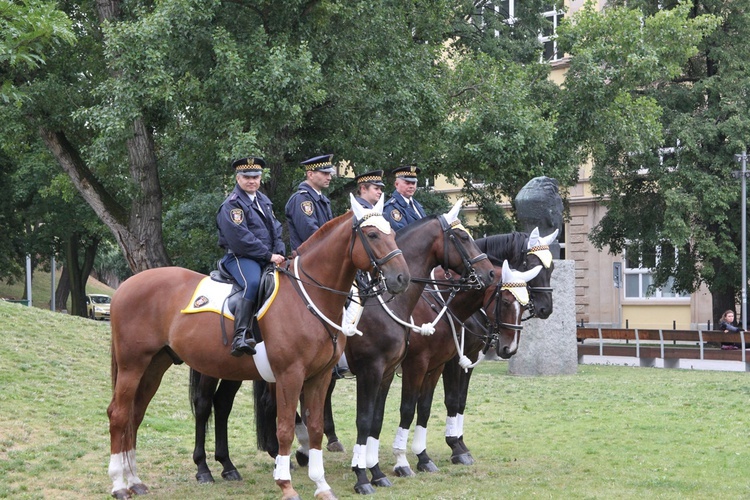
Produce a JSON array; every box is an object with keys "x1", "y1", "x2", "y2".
[
  {"x1": 37, "y1": 125, "x2": 171, "y2": 273},
  {"x1": 64, "y1": 233, "x2": 100, "y2": 318},
  {"x1": 55, "y1": 266, "x2": 70, "y2": 312}
]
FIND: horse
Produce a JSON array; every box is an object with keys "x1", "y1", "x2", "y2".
[
  {"x1": 106, "y1": 195, "x2": 410, "y2": 500},
  {"x1": 391, "y1": 259, "x2": 542, "y2": 478},
  {"x1": 336, "y1": 201, "x2": 495, "y2": 495},
  {"x1": 189, "y1": 199, "x2": 495, "y2": 492},
  {"x1": 441, "y1": 228, "x2": 557, "y2": 466}
]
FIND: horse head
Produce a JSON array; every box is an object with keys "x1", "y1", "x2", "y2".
[
  {"x1": 524, "y1": 227, "x2": 557, "y2": 319},
  {"x1": 437, "y1": 198, "x2": 494, "y2": 289},
  {"x1": 350, "y1": 193, "x2": 410, "y2": 294},
  {"x1": 484, "y1": 260, "x2": 542, "y2": 359}
]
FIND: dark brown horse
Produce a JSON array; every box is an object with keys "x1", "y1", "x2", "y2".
[
  {"x1": 106, "y1": 196, "x2": 410, "y2": 500},
  {"x1": 391, "y1": 259, "x2": 542, "y2": 477},
  {"x1": 441, "y1": 228, "x2": 557, "y2": 466}
]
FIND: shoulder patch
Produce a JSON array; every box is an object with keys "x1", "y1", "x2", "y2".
[
  {"x1": 301, "y1": 200, "x2": 314, "y2": 216},
  {"x1": 230, "y1": 208, "x2": 244, "y2": 225},
  {"x1": 390, "y1": 209, "x2": 402, "y2": 222}
]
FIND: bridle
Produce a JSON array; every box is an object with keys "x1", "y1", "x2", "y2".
[
  {"x1": 482, "y1": 281, "x2": 524, "y2": 355},
  {"x1": 520, "y1": 244, "x2": 553, "y2": 321},
  {"x1": 412, "y1": 216, "x2": 490, "y2": 291},
  {"x1": 349, "y1": 213, "x2": 404, "y2": 297}
]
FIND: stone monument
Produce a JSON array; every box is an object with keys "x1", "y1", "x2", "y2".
[{"x1": 509, "y1": 176, "x2": 577, "y2": 376}]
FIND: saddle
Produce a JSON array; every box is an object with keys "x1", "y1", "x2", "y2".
[{"x1": 209, "y1": 259, "x2": 277, "y2": 318}]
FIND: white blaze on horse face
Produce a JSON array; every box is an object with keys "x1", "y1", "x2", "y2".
[{"x1": 349, "y1": 193, "x2": 391, "y2": 234}]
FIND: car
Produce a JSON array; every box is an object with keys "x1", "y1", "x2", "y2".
[{"x1": 86, "y1": 293, "x2": 111, "y2": 321}]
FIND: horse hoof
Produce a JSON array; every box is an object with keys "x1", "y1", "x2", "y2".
[
  {"x1": 111, "y1": 488, "x2": 131, "y2": 500},
  {"x1": 195, "y1": 471, "x2": 215, "y2": 483},
  {"x1": 221, "y1": 469, "x2": 242, "y2": 481},
  {"x1": 128, "y1": 483, "x2": 149, "y2": 495},
  {"x1": 451, "y1": 452, "x2": 475, "y2": 465},
  {"x1": 327, "y1": 440, "x2": 345, "y2": 452},
  {"x1": 417, "y1": 460, "x2": 438, "y2": 473},
  {"x1": 295, "y1": 450, "x2": 309, "y2": 467},
  {"x1": 354, "y1": 482, "x2": 376, "y2": 495},
  {"x1": 370, "y1": 476, "x2": 392, "y2": 488},
  {"x1": 393, "y1": 466, "x2": 415, "y2": 477}
]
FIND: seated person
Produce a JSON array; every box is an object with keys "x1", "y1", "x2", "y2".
[{"x1": 718, "y1": 310, "x2": 744, "y2": 350}]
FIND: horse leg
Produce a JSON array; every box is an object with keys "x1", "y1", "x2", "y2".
[
  {"x1": 271, "y1": 374, "x2": 307, "y2": 500},
  {"x1": 298, "y1": 372, "x2": 338, "y2": 499},
  {"x1": 191, "y1": 371, "x2": 219, "y2": 483},
  {"x1": 365, "y1": 371, "x2": 396, "y2": 488},
  {"x1": 351, "y1": 366, "x2": 385, "y2": 494},
  {"x1": 213, "y1": 378, "x2": 243, "y2": 480},
  {"x1": 108, "y1": 350, "x2": 172, "y2": 499},
  {"x1": 413, "y1": 368, "x2": 443, "y2": 473},
  {"x1": 442, "y1": 356, "x2": 475, "y2": 465},
  {"x1": 323, "y1": 378, "x2": 344, "y2": 452},
  {"x1": 392, "y1": 364, "x2": 423, "y2": 478}
]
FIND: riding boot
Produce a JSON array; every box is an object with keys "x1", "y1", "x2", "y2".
[{"x1": 231, "y1": 298, "x2": 256, "y2": 357}]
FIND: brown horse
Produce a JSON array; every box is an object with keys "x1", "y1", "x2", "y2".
[
  {"x1": 106, "y1": 195, "x2": 410, "y2": 500},
  {"x1": 391, "y1": 259, "x2": 541, "y2": 477}
]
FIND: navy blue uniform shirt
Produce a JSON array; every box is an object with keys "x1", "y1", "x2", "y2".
[
  {"x1": 383, "y1": 190, "x2": 426, "y2": 232},
  {"x1": 217, "y1": 185, "x2": 285, "y2": 263},
  {"x1": 285, "y1": 180, "x2": 333, "y2": 251}
]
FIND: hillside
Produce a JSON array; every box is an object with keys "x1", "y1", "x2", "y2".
[{"x1": 0, "y1": 269, "x2": 115, "y2": 310}]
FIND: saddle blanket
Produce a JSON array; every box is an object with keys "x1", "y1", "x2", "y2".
[{"x1": 180, "y1": 274, "x2": 279, "y2": 320}]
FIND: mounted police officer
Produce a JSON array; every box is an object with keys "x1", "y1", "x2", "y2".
[
  {"x1": 383, "y1": 165, "x2": 426, "y2": 231},
  {"x1": 217, "y1": 157, "x2": 286, "y2": 357},
  {"x1": 285, "y1": 154, "x2": 335, "y2": 252},
  {"x1": 353, "y1": 169, "x2": 385, "y2": 209}
]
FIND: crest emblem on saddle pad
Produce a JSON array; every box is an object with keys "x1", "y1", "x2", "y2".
[
  {"x1": 390, "y1": 209, "x2": 402, "y2": 222},
  {"x1": 193, "y1": 295, "x2": 209, "y2": 308},
  {"x1": 301, "y1": 201, "x2": 314, "y2": 216},
  {"x1": 230, "y1": 208, "x2": 244, "y2": 224}
]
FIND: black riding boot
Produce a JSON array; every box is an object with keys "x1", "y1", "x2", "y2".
[{"x1": 231, "y1": 298, "x2": 256, "y2": 357}]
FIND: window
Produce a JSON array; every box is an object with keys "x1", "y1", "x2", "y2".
[
  {"x1": 540, "y1": 5, "x2": 564, "y2": 62},
  {"x1": 624, "y1": 243, "x2": 688, "y2": 299}
]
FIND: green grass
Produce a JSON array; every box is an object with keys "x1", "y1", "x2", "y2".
[
  {"x1": 1, "y1": 300, "x2": 750, "y2": 499},
  {"x1": 0, "y1": 269, "x2": 114, "y2": 310}
]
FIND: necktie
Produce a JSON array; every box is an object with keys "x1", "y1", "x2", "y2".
[
  {"x1": 409, "y1": 200, "x2": 421, "y2": 219},
  {"x1": 252, "y1": 196, "x2": 265, "y2": 218}
]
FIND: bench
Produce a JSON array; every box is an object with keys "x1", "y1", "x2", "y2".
[{"x1": 577, "y1": 327, "x2": 749, "y2": 369}]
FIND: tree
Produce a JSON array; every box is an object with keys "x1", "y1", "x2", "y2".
[{"x1": 556, "y1": 2, "x2": 733, "y2": 318}]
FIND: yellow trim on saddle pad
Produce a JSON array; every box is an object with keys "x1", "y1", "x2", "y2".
[
  {"x1": 256, "y1": 270, "x2": 280, "y2": 320},
  {"x1": 180, "y1": 272, "x2": 280, "y2": 320}
]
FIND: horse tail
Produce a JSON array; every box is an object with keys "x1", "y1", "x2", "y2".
[
  {"x1": 188, "y1": 368, "x2": 200, "y2": 417},
  {"x1": 110, "y1": 336, "x2": 117, "y2": 392},
  {"x1": 253, "y1": 380, "x2": 279, "y2": 457}
]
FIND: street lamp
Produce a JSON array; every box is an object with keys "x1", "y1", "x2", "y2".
[{"x1": 732, "y1": 151, "x2": 748, "y2": 330}]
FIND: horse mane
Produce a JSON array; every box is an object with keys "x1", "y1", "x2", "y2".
[
  {"x1": 295, "y1": 210, "x2": 352, "y2": 255},
  {"x1": 475, "y1": 232, "x2": 529, "y2": 268}
]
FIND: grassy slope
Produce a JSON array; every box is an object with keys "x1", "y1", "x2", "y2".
[
  {"x1": 1, "y1": 300, "x2": 750, "y2": 499},
  {"x1": 0, "y1": 270, "x2": 114, "y2": 310}
]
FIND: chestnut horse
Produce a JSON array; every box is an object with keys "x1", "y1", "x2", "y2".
[
  {"x1": 391, "y1": 259, "x2": 542, "y2": 477},
  {"x1": 441, "y1": 228, "x2": 557, "y2": 466},
  {"x1": 106, "y1": 195, "x2": 410, "y2": 500}
]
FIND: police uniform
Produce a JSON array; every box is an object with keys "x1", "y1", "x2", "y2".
[
  {"x1": 384, "y1": 165, "x2": 426, "y2": 231},
  {"x1": 285, "y1": 154, "x2": 335, "y2": 251},
  {"x1": 217, "y1": 156, "x2": 284, "y2": 356},
  {"x1": 353, "y1": 169, "x2": 385, "y2": 209}
]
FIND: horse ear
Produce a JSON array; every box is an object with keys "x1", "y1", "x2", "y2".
[
  {"x1": 501, "y1": 260, "x2": 512, "y2": 283},
  {"x1": 518, "y1": 264, "x2": 543, "y2": 283},
  {"x1": 527, "y1": 227, "x2": 541, "y2": 249},
  {"x1": 444, "y1": 198, "x2": 463, "y2": 225},
  {"x1": 539, "y1": 228, "x2": 559, "y2": 246},
  {"x1": 374, "y1": 193, "x2": 385, "y2": 213},
  {"x1": 350, "y1": 193, "x2": 365, "y2": 220}
]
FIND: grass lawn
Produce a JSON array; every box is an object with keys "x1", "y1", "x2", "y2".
[{"x1": 1, "y1": 299, "x2": 749, "y2": 499}]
